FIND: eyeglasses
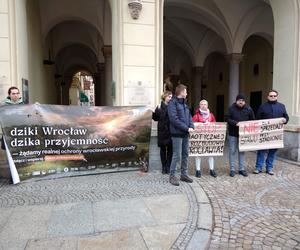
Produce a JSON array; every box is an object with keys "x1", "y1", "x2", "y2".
[
  {"x1": 11, "y1": 92, "x2": 20, "y2": 95},
  {"x1": 269, "y1": 95, "x2": 277, "y2": 97}
]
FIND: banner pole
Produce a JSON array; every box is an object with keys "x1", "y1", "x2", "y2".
[{"x1": 3, "y1": 138, "x2": 20, "y2": 184}]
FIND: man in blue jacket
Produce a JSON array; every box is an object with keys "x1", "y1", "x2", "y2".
[
  {"x1": 168, "y1": 84, "x2": 194, "y2": 186},
  {"x1": 254, "y1": 90, "x2": 289, "y2": 175}
]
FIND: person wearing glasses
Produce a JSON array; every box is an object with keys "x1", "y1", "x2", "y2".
[{"x1": 254, "y1": 90, "x2": 289, "y2": 175}]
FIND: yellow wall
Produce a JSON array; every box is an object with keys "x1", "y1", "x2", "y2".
[{"x1": 15, "y1": 0, "x2": 56, "y2": 104}]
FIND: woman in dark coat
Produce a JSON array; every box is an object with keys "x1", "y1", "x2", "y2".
[{"x1": 152, "y1": 91, "x2": 173, "y2": 174}]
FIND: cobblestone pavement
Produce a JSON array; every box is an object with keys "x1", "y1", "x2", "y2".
[
  {"x1": 0, "y1": 151, "x2": 299, "y2": 250},
  {"x1": 193, "y1": 152, "x2": 300, "y2": 250}
]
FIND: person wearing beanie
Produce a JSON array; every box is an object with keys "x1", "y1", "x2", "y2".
[
  {"x1": 192, "y1": 99, "x2": 217, "y2": 178},
  {"x1": 225, "y1": 94, "x2": 255, "y2": 177},
  {"x1": 253, "y1": 90, "x2": 289, "y2": 175}
]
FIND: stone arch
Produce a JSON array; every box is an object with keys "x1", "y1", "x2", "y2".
[
  {"x1": 240, "y1": 35, "x2": 273, "y2": 114},
  {"x1": 164, "y1": 0, "x2": 233, "y2": 53},
  {"x1": 233, "y1": 3, "x2": 274, "y2": 53}
]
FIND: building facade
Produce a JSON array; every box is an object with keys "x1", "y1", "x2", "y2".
[{"x1": 0, "y1": 0, "x2": 299, "y2": 161}]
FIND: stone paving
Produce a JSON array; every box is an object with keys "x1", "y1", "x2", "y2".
[
  {"x1": 0, "y1": 151, "x2": 299, "y2": 250},
  {"x1": 193, "y1": 152, "x2": 300, "y2": 250},
  {"x1": 0, "y1": 171, "x2": 208, "y2": 250}
]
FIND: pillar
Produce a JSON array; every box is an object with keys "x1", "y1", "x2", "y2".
[
  {"x1": 110, "y1": 0, "x2": 163, "y2": 106},
  {"x1": 102, "y1": 45, "x2": 112, "y2": 106},
  {"x1": 192, "y1": 66, "x2": 204, "y2": 106},
  {"x1": 0, "y1": 0, "x2": 17, "y2": 99},
  {"x1": 227, "y1": 53, "x2": 243, "y2": 105},
  {"x1": 270, "y1": 0, "x2": 300, "y2": 162}
]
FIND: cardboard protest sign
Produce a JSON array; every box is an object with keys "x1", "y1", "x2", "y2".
[
  {"x1": 238, "y1": 118, "x2": 284, "y2": 152},
  {"x1": 0, "y1": 104, "x2": 152, "y2": 184},
  {"x1": 189, "y1": 122, "x2": 227, "y2": 156}
]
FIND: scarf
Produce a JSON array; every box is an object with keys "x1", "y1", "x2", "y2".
[{"x1": 200, "y1": 109, "x2": 210, "y2": 121}]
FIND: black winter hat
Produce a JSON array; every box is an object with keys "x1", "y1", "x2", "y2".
[{"x1": 236, "y1": 94, "x2": 245, "y2": 101}]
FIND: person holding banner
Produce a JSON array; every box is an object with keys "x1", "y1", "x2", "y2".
[
  {"x1": 168, "y1": 84, "x2": 194, "y2": 186},
  {"x1": 192, "y1": 100, "x2": 217, "y2": 178},
  {"x1": 152, "y1": 91, "x2": 173, "y2": 174},
  {"x1": 225, "y1": 94, "x2": 255, "y2": 177},
  {"x1": 3, "y1": 87, "x2": 24, "y2": 105},
  {"x1": 254, "y1": 90, "x2": 289, "y2": 175},
  {"x1": 1, "y1": 87, "x2": 24, "y2": 183},
  {"x1": 1, "y1": 87, "x2": 24, "y2": 150}
]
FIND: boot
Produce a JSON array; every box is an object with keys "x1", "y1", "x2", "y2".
[
  {"x1": 166, "y1": 166, "x2": 170, "y2": 174},
  {"x1": 210, "y1": 170, "x2": 217, "y2": 178},
  {"x1": 195, "y1": 170, "x2": 201, "y2": 178}
]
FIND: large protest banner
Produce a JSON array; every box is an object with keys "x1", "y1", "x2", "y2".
[
  {"x1": 238, "y1": 118, "x2": 284, "y2": 152},
  {"x1": 189, "y1": 122, "x2": 227, "y2": 156},
  {"x1": 0, "y1": 104, "x2": 152, "y2": 184}
]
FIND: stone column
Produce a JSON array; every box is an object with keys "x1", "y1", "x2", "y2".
[
  {"x1": 110, "y1": 0, "x2": 163, "y2": 106},
  {"x1": 102, "y1": 45, "x2": 112, "y2": 106},
  {"x1": 192, "y1": 66, "x2": 204, "y2": 106},
  {"x1": 270, "y1": 0, "x2": 300, "y2": 162},
  {"x1": 227, "y1": 53, "x2": 243, "y2": 105}
]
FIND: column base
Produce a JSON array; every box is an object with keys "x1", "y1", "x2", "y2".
[{"x1": 277, "y1": 131, "x2": 300, "y2": 162}]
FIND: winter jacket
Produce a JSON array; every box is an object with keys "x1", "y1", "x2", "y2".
[
  {"x1": 4, "y1": 97, "x2": 24, "y2": 105},
  {"x1": 192, "y1": 108, "x2": 216, "y2": 123},
  {"x1": 167, "y1": 96, "x2": 194, "y2": 138},
  {"x1": 1, "y1": 97, "x2": 24, "y2": 150},
  {"x1": 152, "y1": 101, "x2": 172, "y2": 146},
  {"x1": 256, "y1": 101, "x2": 289, "y2": 124},
  {"x1": 225, "y1": 103, "x2": 255, "y2": 137}
]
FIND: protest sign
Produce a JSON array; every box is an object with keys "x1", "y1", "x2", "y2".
[
  {"x1": 189, "y1": 122, "x2": 227, "y2": 156},
  {"x1": 0, "y1": 104, "x2": 152, "y2": 184},
  {"x1": 238, "y1": 118, "x2": 284, "y2": 152}
]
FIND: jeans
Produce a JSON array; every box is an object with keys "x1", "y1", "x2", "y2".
[
  {"x1": 170, "y1": 136, "x2": 189, "y2": 176},
  {"x1": 228, "y1": 136, "x2": 245, "y2": 171},
  {"x1": 195, "y1": 157, "x2": 214, "y2": 171},
  {"x1": 160, "y1": 143, "x2": 173, "y2": 173},
  {"x1": 255, "y1": 149, "x2": 277, "y2": 172}
]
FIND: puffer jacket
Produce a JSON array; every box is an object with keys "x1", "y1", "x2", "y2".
[
  {"x1": 256, "y1": 101, "x2": 289, "y2": 124},
  {"x1": 192, "y1": 108, "x2": 216, "y2": 123},
  {"x1": 167, "y1": 96, "x2": 194, "y2": 137}
]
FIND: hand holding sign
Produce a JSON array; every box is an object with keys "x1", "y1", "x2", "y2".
[{"x1": 238, "y1": 118, "x2": 284, "y2": 152}]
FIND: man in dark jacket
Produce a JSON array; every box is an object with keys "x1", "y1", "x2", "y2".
[
  {"x1": 254, "y1": 90, "x2": 289, "y2": 175},
  {"x1": 225, "y1": 94, "x2": 255, "y2": 177},
  {"x1": 168, "y1": 84, "x2": 194, "y2": 186},
  {"x1": 1, "y1": 87, "x2": 24, "y2": 150}
]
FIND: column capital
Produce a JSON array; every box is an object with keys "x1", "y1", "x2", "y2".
[
  {"x1": 102, "y1": 45, "x2": 112, "y2": 58},
  {"x1": 226, "y1": 53, "x2": 243, "y2": 64}
]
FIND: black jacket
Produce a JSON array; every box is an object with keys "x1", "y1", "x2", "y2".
[
  {"x1": 167, "y1": 97, "x2": 194, "y2": 137},
  {"x1": 225, "y1": 103, "x2": 255, "y2": 137},
  {"x1": 256, "y1": 101, "x2": 289, "y2": 123},
  {"x1": 152, "y1": 101, "x2": 172, "y2": 146}
]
